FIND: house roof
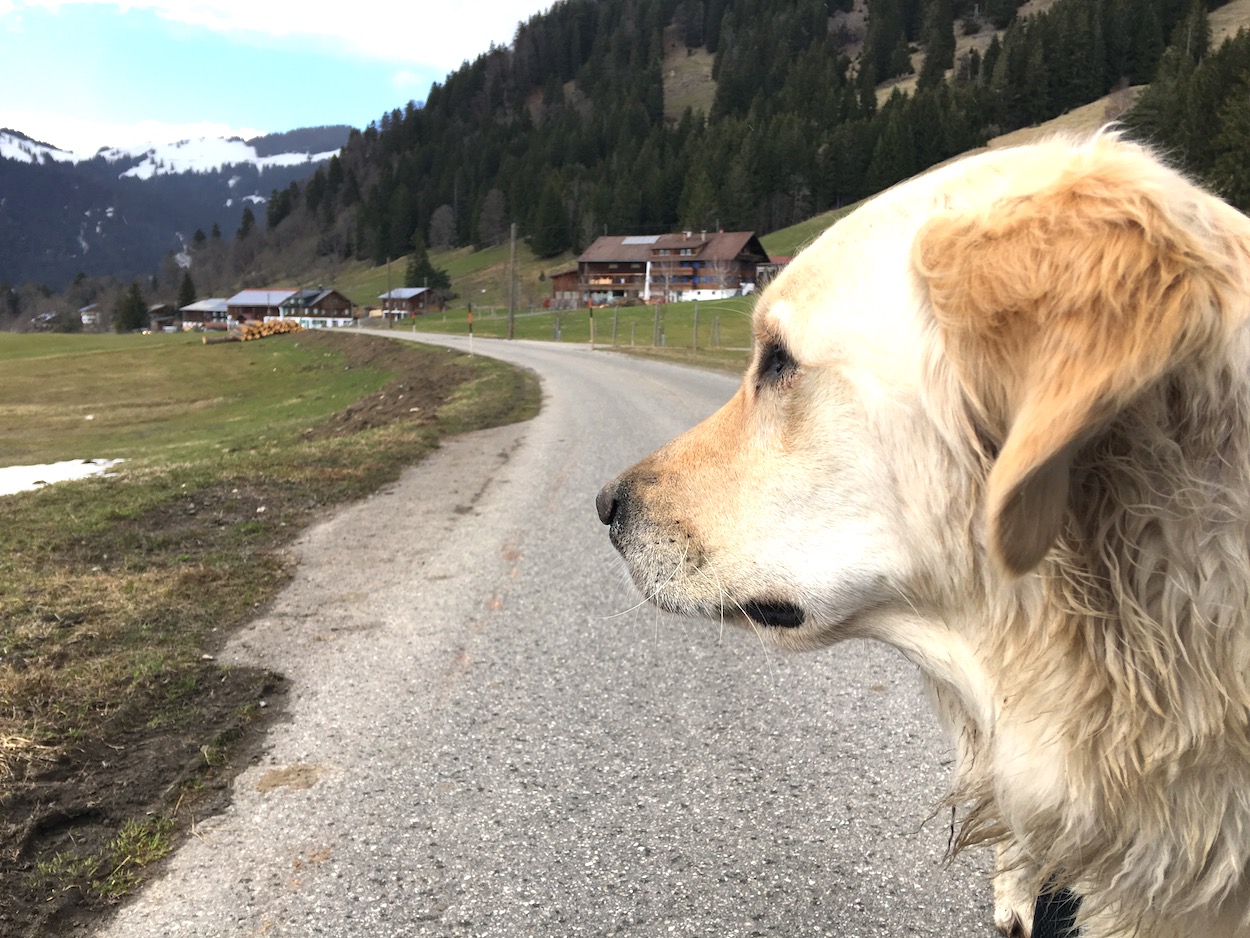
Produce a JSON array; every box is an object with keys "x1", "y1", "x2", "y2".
[
  {"x1": 578, "y1": 230, "x2": 766, "y2": 264},
  {"x1": 281, "y1": 288, "x2": 349, "y2": 308},
  {"x1": 226, "y1": 289, "x2": 296, "y2": 307},
  {"x1": 180, "y1": 298, "x2": 229, "y2": 313},
  {"x1": 378, "y1": 287, "x2": 428, "y2": 300}
]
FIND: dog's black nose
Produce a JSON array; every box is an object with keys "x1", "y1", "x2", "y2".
[{"x1": 596, "y1": 481, "x2": 619, "y2": 525}]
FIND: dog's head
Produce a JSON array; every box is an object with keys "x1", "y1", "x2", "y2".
[{"x1": 597, "y1": 133, "x2": 1249, "y2": 652}]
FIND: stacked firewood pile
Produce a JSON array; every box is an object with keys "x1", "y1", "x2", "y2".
[{"x1": 239, "y1": 319, "x2": 303, "y2": 340}]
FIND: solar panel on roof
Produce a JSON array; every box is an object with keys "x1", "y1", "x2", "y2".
[{"x1": 621, "y1": 235, "x2": 660, "y2": 244}]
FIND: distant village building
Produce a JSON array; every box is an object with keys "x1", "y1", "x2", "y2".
[
  {"x1": 277, "y1": 288, "x2": 355, "y2": 328},
  {"x1": 378, "y1": 287, "x2": 432, "y2": 318},
  {"x1": 79, "y1": 303, "x2": 100, "y2": 327},
  {"x1": 226, "y1": 289, "x2": 296, "y2": 322},
  {"x1": 754, "y1": 256, "x2": 793, "y2": 290},
  {"x1": 549, "y1": 269, "x2": 580, "y2": 308},
  {"x1": 179, "y1": 298, "x2": 229, "y2": 329},
  {"x1": 576, "y1": 230, "x2": 770, "y2": 305},
  {"x1": 147, "y1": 303, "x2": 176, "y2": 332}
]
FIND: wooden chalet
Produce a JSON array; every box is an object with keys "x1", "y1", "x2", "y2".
[
  {"x1": 279, "y1": 288, "x2": 354, "y2": 319},
  {"x1": 378, "y1": 287, "x2": 433, "y2": 317},
  {"x1": 147, "y1": 303, "x2": 176, "y2": 332},
  {"x1": 576, "y1": 230, "x2": 770, "y2": 305},
  {"x1": 549, "y1": 268, "x2": 580, "y2": 307},
  {"x1": 179, "y1": 298, "x2": 229, "y2": 329},
  {"x1": 226, "y1": 289, "x2": 296, "y2": 322}
]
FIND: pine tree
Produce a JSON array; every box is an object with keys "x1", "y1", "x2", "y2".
[
  {"x1": 1212, "y1": 79, "x2": 1250, "y2": 211},
  {"x1": 404, "y1": 231, "x2": 451, "y2": 291},
  {"x1": 678, "y1": 166, "x2": 719, "y2": 231},
  {"x1": 236, "y1": 207, "x2": 256, "y2": 240},
  {"x1": 1171, "y1": 0, "x2": 1209, "y2": 64},
  {"x1": 918, "y1": 0, "x2": 956, "y2": 88},
  {"x1": 114, "y1": 282, "x2": 148, "y2": 333},
  {"x1": 529, "y1": 179, "x2": 572, "y2": 258},
  {"x1": 177, "y1": 271, "x2": 196, "y2": 310},
  {"x1": 888, "y1": 35, "x2": 915, "y2": 78}
]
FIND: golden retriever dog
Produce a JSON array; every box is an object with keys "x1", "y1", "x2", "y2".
[{"x1": 596, "y1": 132, "x2": 1250, "y2": 938}]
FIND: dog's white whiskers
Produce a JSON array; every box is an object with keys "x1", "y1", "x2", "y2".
[{"x1": 691, "y1": 562, "x2": 777, "y2": 678}]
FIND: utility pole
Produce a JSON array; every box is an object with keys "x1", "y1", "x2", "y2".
[{"x1": 508, "y1": 222, "x2": 517, "y2": 340}]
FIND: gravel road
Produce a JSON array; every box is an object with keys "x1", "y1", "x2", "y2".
[{"x1": 99, "y1": 333, "x2": 994, "y2": 938}]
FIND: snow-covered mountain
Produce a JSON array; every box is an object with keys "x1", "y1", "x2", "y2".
[
  {"x1": 0, "y1": 130, "x2": 76, "y2": 165},
  {"x1": 0, "y1": 125, "x2": 350, "y2": 288},
  {"x1": 0, "y1": 127, "x2": 344, "y2": 176}
]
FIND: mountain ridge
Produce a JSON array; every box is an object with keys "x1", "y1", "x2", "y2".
[{"x1": 0, "y1": 125, "x2": 352, "y2": 289}]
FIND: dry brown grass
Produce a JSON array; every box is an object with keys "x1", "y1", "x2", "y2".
[
  {"x1": 662, "y1": 25, "x2": 717, "y2": 120},
  {"x1": 1211, "y1": 0, "x2": 1250, "y2": 43}
]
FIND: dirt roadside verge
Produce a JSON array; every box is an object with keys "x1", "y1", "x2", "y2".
[{"x1": 0, "y1": 331, "x2": 540, "y2": 937}]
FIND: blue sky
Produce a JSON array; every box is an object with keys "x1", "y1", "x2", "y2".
[{"x1": 1, "y1": 0, "x2": 554, "y2": 156}]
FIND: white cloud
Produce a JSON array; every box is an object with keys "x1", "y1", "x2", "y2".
[
  {"x1": 391, "y1": 70, "x2": 425, "y2": 92},
  {"x1": 1, "y1": 109, "x2": 263, "y2": 158},
  {"x1": 9, "y1": 0, "x2": 553, "y2": 70}
]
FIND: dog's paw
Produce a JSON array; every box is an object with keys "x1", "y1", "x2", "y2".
[{"x1": 994, "y1": 844, "x2": 1036, "y2": 937}]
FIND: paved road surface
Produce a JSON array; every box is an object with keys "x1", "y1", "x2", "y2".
[{"x1": 100, "y1": 333, "x2": 994, "y2": 938}]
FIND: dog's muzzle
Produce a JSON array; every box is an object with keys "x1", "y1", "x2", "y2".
[{"x1": 596, "y1": 479, "x2": 806, "y2": 629}]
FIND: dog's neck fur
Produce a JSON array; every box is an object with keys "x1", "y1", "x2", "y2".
[{"x1": 914, "y1": 327, "x2": 1250, "y2": 934}]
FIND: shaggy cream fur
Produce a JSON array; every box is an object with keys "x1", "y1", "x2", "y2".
[{"x1": 597, "y1": 132, "x2": 1250, "y2": 937}]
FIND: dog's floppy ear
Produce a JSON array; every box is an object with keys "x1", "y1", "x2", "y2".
[{"x1": 914, "y1": 174, "x2": 1230, "y2": 576}]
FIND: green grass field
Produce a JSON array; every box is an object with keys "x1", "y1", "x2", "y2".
[
  {"x1": 395, "y1": 294, "x2": 757, "y2": 358},
  {"x1": 0, "y1": 332, "x2": 389, "y2": 466}
]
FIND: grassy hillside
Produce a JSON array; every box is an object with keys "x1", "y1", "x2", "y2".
[
  {"x1": 330, "y1": 243, "x2": 578, "y2": 313},
  {"x1": 307, "y1": 0, "x2": 1250, "y2": 370}
]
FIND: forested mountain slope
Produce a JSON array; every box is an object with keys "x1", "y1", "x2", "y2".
[
  {"x1": 9, "y1": 0, "x2": 1250, "y2": 327},
  {"x1": 214, "y1": 0, "x2": 1246, "y2": 298}
]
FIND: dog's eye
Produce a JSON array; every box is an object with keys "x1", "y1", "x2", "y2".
[{"x1": 756, "y1": 341, "x2": 797, "y2": 391}]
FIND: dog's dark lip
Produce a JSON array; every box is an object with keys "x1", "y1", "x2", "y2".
[{"x1": 741, "y1": 599, "x2": 806, "y2": 629}]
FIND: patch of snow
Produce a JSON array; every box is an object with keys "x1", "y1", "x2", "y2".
[
  {"x1": 111, "y1": 140, "x2": 341, "y2": 180},
  {"x1": 0, "y1": 459, "x2": 124, "y2": 497},
  {"x1": 0, "y1": 131, "x2": 76, "y2": 164},
  {"x1": 2, "y1": 129, "x2": 341, "y2": 177},
  {"x1": 257, "y1": 148, "x2": 340, "y2": 169}
]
